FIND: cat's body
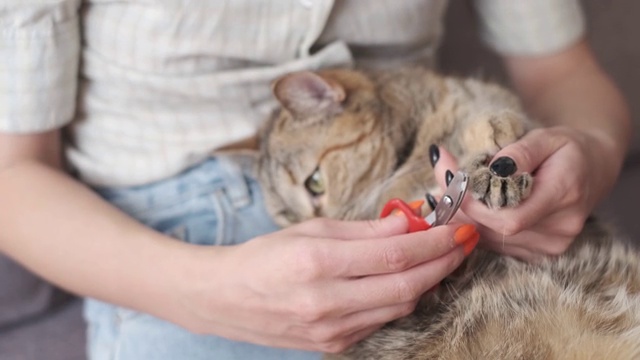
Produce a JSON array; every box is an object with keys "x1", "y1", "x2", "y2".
[
  {"x1": 256, "y1": 67, "x2": 640, "y2": 359},
  {"x1": 327, "y1": 222, "x2": 640, "y2": 360}
]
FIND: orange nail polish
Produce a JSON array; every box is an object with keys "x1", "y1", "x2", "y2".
[
  {"x1": 454, "y1": 224, "x2": 477, "y2": 245},
  {"x1": 463, "y1": 233, "x2": 480, "y2": 256},
  {"x1": 407, "y1": 200, "x2": 424, "y2": 215}
]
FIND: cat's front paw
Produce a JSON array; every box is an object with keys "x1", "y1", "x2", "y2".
[{"x1": 464, "y1": 154, "x2": 533, "y2": 209}]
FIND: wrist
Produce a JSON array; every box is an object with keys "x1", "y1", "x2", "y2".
[
  {"x1": 580, "y1": 128, "x2": 627, "y2": 206},
  {"x1": 118, "y1": 232, "x2": 201, "y2": 324},
  {"x1": 584, "y1": 127, "x2": 627, "y2": 171},
  {"x1": 147, "y1": 235, "x2": 234, "y2": 332}
]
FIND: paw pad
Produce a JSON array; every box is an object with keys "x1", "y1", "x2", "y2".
[{"x1": 463, "y1": 154, "x2": 533, "y2": 209}]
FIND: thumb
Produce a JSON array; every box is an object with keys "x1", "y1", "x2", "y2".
[
  {"x1": 489, "y1": 128, "x2": 566, "y2": 175},
  {"x1": 295, "y1": 215, "x2": 410, "y2": 240}
]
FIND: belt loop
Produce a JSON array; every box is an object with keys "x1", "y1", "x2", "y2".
[{"x1": 214, "y1": 153, "x2": 254, "y2": 209}]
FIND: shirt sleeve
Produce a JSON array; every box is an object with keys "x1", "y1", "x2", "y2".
[
  {"x1": 473, "y1": 0, "x2": 586, "y2": 56},
  {"x1": 0, "y1": 1, "x2": 81, "y2": 133}
]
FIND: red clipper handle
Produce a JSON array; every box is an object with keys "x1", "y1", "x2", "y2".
[{"x1": 380, "y1": 198, "x2": 431, "y2": 233}]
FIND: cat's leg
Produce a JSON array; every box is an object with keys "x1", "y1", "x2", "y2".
[{"x1": 453, "y1": 110, "x2": 533, "y2": 209}]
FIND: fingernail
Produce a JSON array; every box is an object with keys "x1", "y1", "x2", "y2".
[
  {"x1": 381, "y1": 212, "x2": 410, "y2": 228},
  {"x1": 426, "y1": 193, "x2": 437, "y2": 210},
  {"x1": 445, "y1": 170, "x2": 454, "y2": 186},
  {"x1": 463, "y1": 233, "x2": 480, "y2": 256},
  {"x1": 386, "y1": 210, "x2": 408, "y2": 221},
  {"x1": 454, "y1": 224, "x2": 477, "y2": 245},
  {"x1": 408, "y1": 200, "x2": 424, "y2": 215},
  {"x1": 388, "y1": 200, "x2": 424, "y2": 218},
  {"x1": 490, "y1": 156, "x2": 517, "y2": 177},
  {"x1": 429, "y1": 144, "x2": 440, "y2": 167}
]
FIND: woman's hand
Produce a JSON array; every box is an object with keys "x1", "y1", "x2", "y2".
[
  {"x1": 431, "y1": 125, "x2": 623, "y2": 262},
  {"x1": 174, "y1": 216, "x2": 477, "y2": 353},
  {"x1": 0, "y1": 132, "x2": 475, "y2": 355}
]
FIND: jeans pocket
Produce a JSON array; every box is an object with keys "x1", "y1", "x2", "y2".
[
  {"x1": 144, "y1": 193, "x2": 225, "y2": 246},
  {"x1": 218, "y1": 177, "x2": 281, "y2": 246}
]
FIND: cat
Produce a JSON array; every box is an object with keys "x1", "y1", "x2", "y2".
[
  {"x1": 256, "y1": 67, "x2": 640, "y2": 359},
  {"x1": 258, "y1": 67, "x2": 533, "y2": 225}
]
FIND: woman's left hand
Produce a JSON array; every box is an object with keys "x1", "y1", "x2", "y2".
[{"x1": 431, "y1": 125, "x2": 623, "y2": 262}]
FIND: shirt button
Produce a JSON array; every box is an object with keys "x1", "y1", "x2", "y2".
[{"x1": 299, "y1": 0, "x2": 313, "y2": 8}]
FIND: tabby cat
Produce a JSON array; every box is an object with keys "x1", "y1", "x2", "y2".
[{"x1": 256, "y1": 67, "x2": 640, "y2": 359}]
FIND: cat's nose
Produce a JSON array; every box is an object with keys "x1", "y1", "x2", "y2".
[{"x1": 490, "y1": 156, "x2": 517, "y2": 177}]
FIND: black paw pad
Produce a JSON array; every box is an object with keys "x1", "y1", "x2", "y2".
[{"x1": 489, "y1": 157, "x2": 517, "y2": 177}]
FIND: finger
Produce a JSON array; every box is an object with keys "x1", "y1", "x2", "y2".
[
  {"x1": 462, "y1": 161, "x2": 578, "y2": 235},
  {"x1": 293, "y1": 215, "x2": 409, "y2": 240},
  {"x1": 478, "y1": 221, "x2": 573, "y2": 259},
  {"x1": 341, "y1": 243, "x2": 466, "y2": 311},
  {"x1": 431, "y1": 146, "x2": 460, "y2": 192},
  {"x1": 432, "y1": 132, "x2": 570, "y2": 235},
  {"x1": 337, "y1": 302, "x2": 414, "y2": 338},
  {"x1": 209, "y1": 310, "x2": 383, "y2": 353},
  {"x1": 489, "y1": 128, "x2": 567, "y2": 174},
  {"x1": 210, "y1": 314, "x2": 380, "y2": 353},
  {"x1": 530, "y1": 207, "x2": 588, "y2": 239},
  {"x1": 455, "y1": 131, "x2": 581, "y2": 235},
  {"x1": 430, "y1": 146, "x2": 482, "y2": 225},
  {"x1": 199, "y1": 322, "x2": 315, "y2": 352},
  {"x1": 320, "y1": 325, "x2": 381, "y2": 354},
  {"x1": 332, "y1": 223, "x2": 476, "y2": 277},
  {"x1": 454, "y1": 202, "x2": 579, "y2": 259},
  {"x1": 219, "y1": 325, "x2": 376, "y2": 354},
  {"x1": 295, "y1": 301, "x2": 414, "y2": 352},
  {"x1": 479, "y1": 241, "x2": 541, "y2": 262}
]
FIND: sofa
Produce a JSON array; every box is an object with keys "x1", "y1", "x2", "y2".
[{"x1": 1, "y1": 1, "x2": 638, "y2": 359}]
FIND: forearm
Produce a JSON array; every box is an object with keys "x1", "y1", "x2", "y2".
[
  {"x1": 505, "y1": 40, "x2": 631, "y2": 163},
  {"x1": 0, "y1": 160, "x2": 204, "y2": 322},
  {"x1": 502, "y1": 40, "x2": 631, "y2": 209}
]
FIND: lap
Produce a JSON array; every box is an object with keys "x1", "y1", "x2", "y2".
[{"x1": 83, "y1": 154, "x2": 321, "y2": 360}]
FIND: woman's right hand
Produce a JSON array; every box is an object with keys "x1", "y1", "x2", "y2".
[
  {"x1": 0, "y1": 130, "x2": 474, "y2": 354},
  {"x1": 174, "y1": 216, "x2": 477, "y2": 353}
]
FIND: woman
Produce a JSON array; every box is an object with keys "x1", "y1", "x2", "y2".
[{"x1": 0, "y1": 1, "x2": 630, "y2": 358}]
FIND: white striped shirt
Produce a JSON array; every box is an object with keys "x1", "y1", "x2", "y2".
[{"x1": 0, "y1": 0, "x2": 585, "y2": 186}]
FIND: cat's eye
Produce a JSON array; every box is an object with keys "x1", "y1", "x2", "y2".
[{"x1": 304, "y1": 168, "x2": 325, "y2": 196}]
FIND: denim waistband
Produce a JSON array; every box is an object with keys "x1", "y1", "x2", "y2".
[{"x1": 93, "y1": 153, "x2": 258, "y2": 217}]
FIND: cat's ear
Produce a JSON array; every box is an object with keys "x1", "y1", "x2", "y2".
[{"x1": 273, "y1": 71, "x2": 345, "y2": 118}]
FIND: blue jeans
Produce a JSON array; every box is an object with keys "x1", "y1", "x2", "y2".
[{"x1": 84, "y1": 155, "x2": 322, "y2": 360}]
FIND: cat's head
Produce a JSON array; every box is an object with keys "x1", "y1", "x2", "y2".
[{"x1": 258, "y1": 69, "x2": 405, "y2": 226}]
